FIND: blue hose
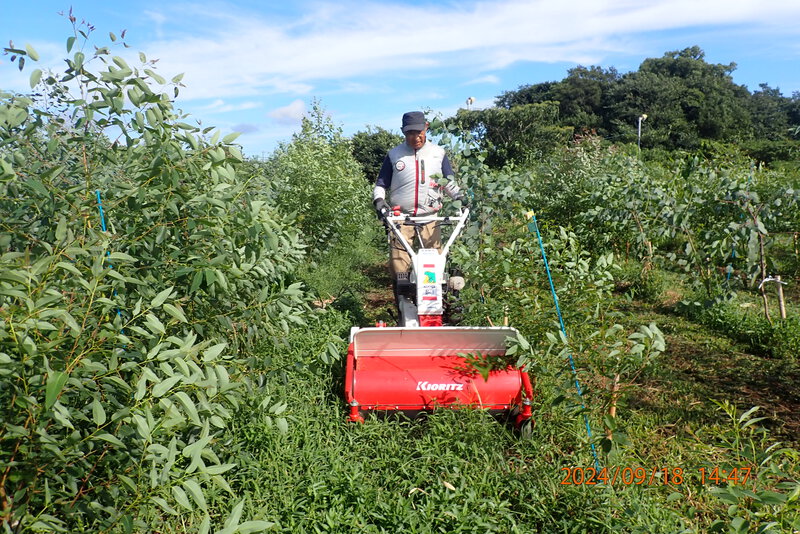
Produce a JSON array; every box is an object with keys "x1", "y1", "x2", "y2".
[{"x1": 526, "y1": 211, "x2": 600, "y2": 470}]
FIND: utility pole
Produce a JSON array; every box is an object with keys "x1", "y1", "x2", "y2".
[{"x1": 637, "y1": 114, "x2": 647, "y2": 153}]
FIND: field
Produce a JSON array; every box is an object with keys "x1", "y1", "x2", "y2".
[{"x1": 2, "y1": 35, "x2": 799, "y2": 533}]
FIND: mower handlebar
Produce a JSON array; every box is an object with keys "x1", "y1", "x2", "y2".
[
  {"x1": 382, "y1": 209, "x2": 470, "y2": 259},
  {"x1": 384, "y1": 208, "x2": 470, "y2": 226}
]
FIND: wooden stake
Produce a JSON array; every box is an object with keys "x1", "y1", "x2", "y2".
[
  {"x1": 606, "y1": 373, "x2": 620, "y2": 440},
  {"x1": 758, "y1": 233, "x2": 772, "y2": 324},
  {"x1": 776, "y1": 275, "x2": 787, "y2": 320}
]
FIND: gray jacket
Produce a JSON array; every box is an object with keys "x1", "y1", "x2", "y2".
[{"x1": 373, "y1": 141, "x2": 460, "y2": 216}]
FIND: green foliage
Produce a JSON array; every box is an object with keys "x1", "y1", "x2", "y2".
[
  {"x1": 679, "y1": 293, "x2": 800, "y2": 361},
  {"x1": 611, "y1": 46, "x2": 752, "y2": 148},
  {"x1": 350, "y1": 126, "x2": 403, "y2": 182},
  {"x1": 703, "y1": 402, "x2": 800, "y2": 533},
  {"x1": 495, "y1": 45, "x2": 800, "y2": 155},
  {"x1": 259, "y1": 100, "x2": 372, "y2": 256},
  {"x1": 496, "y1": 66, "x2": 620, "y2": 137},
  {"x1": 450, "y1": 103, "x2": 572, "y2": 168},
  {"x1": 1, "y1": 23, "x2": 308, "y2": 531}
]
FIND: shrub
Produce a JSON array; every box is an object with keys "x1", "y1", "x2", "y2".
[
  {"x1": 259, "y1": 100, "x2": 372, "y2": 257},
  {"x1": 1, "y1": 26, "x2": 305, "y2": 531}
]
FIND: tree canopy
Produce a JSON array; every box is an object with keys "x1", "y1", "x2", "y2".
[{"x1": 479, "y1": 46, "x2": 799, "y2": 160}]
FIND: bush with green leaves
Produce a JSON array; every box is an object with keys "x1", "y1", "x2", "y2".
[
  {"x1": 1, "y1": 26, "x2": 306, "y2": 532},
  {"x1": 259, "y1": 100, "x2": 372, "y2": 258},
  {"x1": 696, "y1": 402, "x2": 800, "y2": 534},
  {"x1": 350, "y1": 125, "x2": 403, "y2": 182}
]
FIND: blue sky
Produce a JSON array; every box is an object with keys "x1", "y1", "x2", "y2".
[{"x1": 3, "y1": 0, "x2": 800, "y2": 159}]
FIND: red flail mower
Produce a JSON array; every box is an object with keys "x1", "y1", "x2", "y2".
[{"x1": 344, "y1": 208, "x2": 534, "y2": 425}]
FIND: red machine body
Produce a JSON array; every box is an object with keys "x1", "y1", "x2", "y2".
[{"x1": 344, "y1": 326, "x2": 533, "y2": 423}]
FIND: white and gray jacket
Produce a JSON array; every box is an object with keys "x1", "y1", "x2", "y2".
[{"x1": 373, "y1": 141, "x2": 461, "y2": 216}]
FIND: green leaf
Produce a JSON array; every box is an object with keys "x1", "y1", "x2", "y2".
[
  {"x1": 222, "y1": 132, "x2": 241, "y2": 144},
  {"x1": 56, "y1": 261, "x2": 82, "y2": 277},
  {"x1": 25, "y1": 43, "x2": 40, "y2": 61},
  {"x1": 222, "y1": 499, "x2": 245, "y2": 531},
  {"x1": 756, "y1": 490, "x2": 787, "y2": 505},
  {"x1": 190, "y1": 270, "x2": 204, "y2": 293},
  {"x1": 92, "y1": 397, "x2": 107, "y2": 425},
  {"x1": 730, "y1": 516, "x2": 748, "y2": 533},
  {"x1": 202, "y1": 342, "x2": 227, "y2": 362},
  {"x1": 46, "y1": 371, "x2": 69, "y2": 409},
  {"x1": 174, "y1": 391, "x2": 201, "y2": 425},
  {"x1": 52, "y1": 402, "x2": 74, "y2": 429},
  {"x1": 96, "y1": 433, "x2": 126, "y2": 447},
  {"x1": 144, "y1": 68, "x2": 166, "y2": 84},
  {"x1": 666, "y1": 491, "x2": 683, "y2": 503},
  {"x1": 151, "y1": 496, "x2": 178, "y2": 516},
  {"x1": 183, "y1": 479, "x2": 207, "y2": 511},
  {"x1": 144, "y1": 313, "x2": 166, "y2": 335},
  {"x1": 152, "y1": 375, "x2": 182, "y2": 398},
  {"x1": 112, "y1": 55, "x2": 129, "y2": 70},
  {"x1": 172, "y1": 485, "x2": 193, "y2": 511},
  {"x1": 276, "y1": 417, "x2": 288, "y2": 434},
  {"x1": 162, "y1": 303, "x2": 188, "y2": 323},
  {"x1": 237, "y1": 521, "x2": 276, "y2": 533},
  {"x1": 108, "y1": 251, "x2": 136, "y2": 262},
  {"x1": 150, "y1": 286, "x2": 174, "y2": 308},
  {"x1": 30, "y1": 68, "x2": 42, "y2": 88},
  {"x1": 67, "y1": 36, "x2": 76, "y2": 53},
  {"x1": 205, "y1": 463, "x2": 236, "y2": 475}
]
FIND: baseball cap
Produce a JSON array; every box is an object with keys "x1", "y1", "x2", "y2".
[{"x1": 401, "y1": 111, "x2": 427, "y2": 133}]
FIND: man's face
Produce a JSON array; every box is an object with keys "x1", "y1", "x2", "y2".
[{"x1": 404, "y1": 128, "x2": 426, "y2": 150}]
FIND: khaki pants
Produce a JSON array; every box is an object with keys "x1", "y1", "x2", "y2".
[{"x1": 389, "y1": 223, "x2": 441, "y2": 279}]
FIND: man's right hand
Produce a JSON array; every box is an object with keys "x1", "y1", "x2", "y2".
[{"x1": 373, "y1": 198, "x2": 390, "y2": 220}]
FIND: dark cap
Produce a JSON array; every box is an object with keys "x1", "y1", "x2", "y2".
[{"x1": 401, "y1": 111, "x2": 427, "y2": 133}]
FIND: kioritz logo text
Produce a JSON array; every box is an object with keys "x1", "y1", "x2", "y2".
[{"x1": 416, "y1": 381, "x2": 464, "y2": 391}]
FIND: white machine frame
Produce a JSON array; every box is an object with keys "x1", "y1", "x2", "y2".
[{"x1": 383, "y1": 208, "x2": 470, "y2": 327}]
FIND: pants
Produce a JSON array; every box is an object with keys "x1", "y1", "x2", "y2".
[{"x1": 389, "y1": 223, "x2": 441, "y2": 278}]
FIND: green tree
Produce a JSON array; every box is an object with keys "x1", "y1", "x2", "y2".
[
  {"x1": 550, "y1": 65, "x2": 620, "y2": 134},
  {"x1": 350, "y1": 126, "x2": 403, "y2": 182},
  {"x1": 495, "y1": 80, "x2": 557, "y2": 109},
  {"x1": 748, "y1": 83, "x2": 790, "y2": 140},
  {"x1": 450, "y1": 103, "x2": 572, "y2": 168},
  {"x1": 260, "y1": 100, "x2": 371, "y2": 256},
  {"x1": 609, "y1": 46, "x2": 752, "y2": 149}
]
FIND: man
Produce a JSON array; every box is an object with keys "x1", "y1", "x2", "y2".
[{"x1": 372, "y1": 111, "x2": 464, "y2": 279}]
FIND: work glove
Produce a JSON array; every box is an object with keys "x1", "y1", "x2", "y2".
[{"x1": 373, "y1": 198, "x2": 390, "y2": 220}]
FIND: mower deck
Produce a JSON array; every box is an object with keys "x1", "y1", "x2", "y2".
[{"x1": 344, "y1": 326, "x2": 533, "y2": 424}]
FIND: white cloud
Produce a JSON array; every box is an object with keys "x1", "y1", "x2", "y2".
[
  {"x1": 268, "y1": 99, "x2": 306, "y2": 125},
  {"x1": 144, "y1": 10, "x2": 167, "y2": 39},
  {"x1": 464, "y1": 75, "x2": 501, "y2": 86},
  {"x1": 133, "y1": 0, "x2": 800, "y2": 102},
  {"x1": 144, "y1": 10, "x2": 167, "y2": 25},
  {"x1": 200, "y1": 100, "x2": 263, "y2": 113}
]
